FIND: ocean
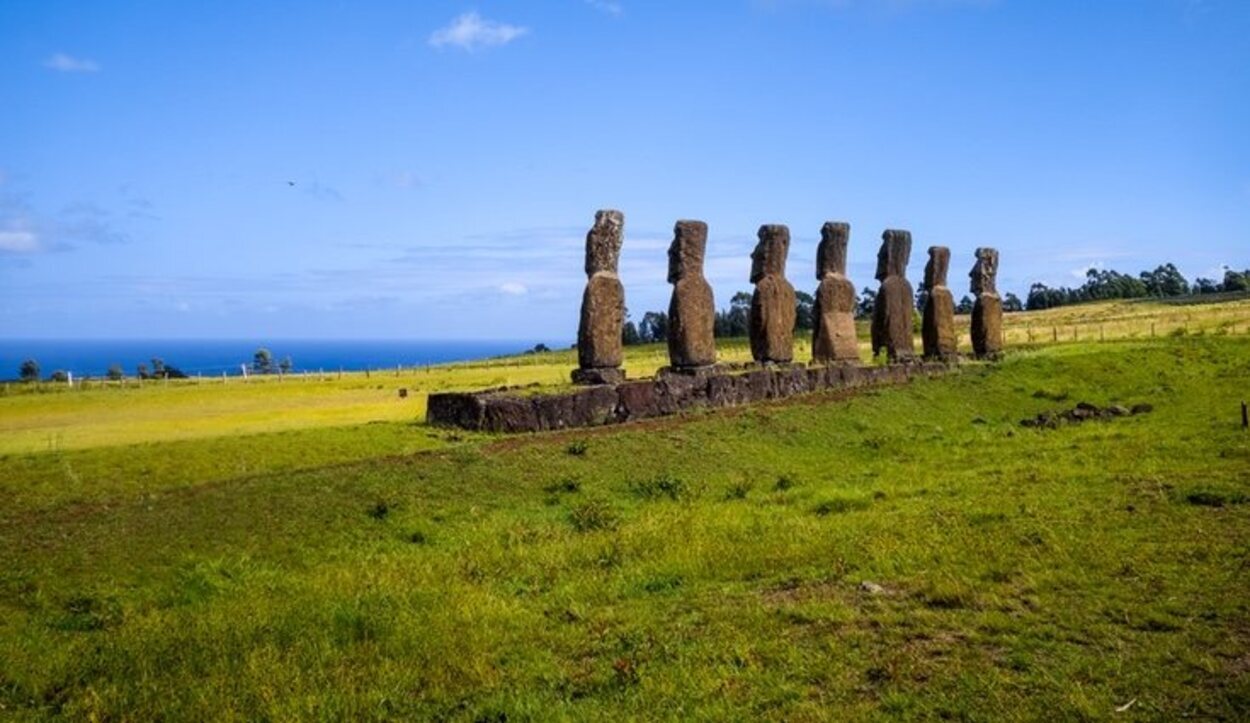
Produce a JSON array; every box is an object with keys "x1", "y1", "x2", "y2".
[{"x1": 0, "y1": 339, "x2": 560, "y2": 379}]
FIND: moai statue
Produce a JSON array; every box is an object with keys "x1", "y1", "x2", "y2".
[
  {"x1": 749, "y1": 224, "x2": 797, "y2": 364},
  {"x1": 811, "y1": 222, "x2": 859, "y2": 363},
  {"x1": 870, "y1": 229, "x2": 916, "y2": 361},
  {"x1": 921, "y1": 246, "x2": 957, "y2": 361},
  {"x1": 666, "y1": 220, "x2": 716, "y2": 370},
  {"x1": 572, "y1": 209, "x2": 626, "y2": 385},
  {"x1": 970, "y1": 247, "x2": 1004, "y2": 358}
]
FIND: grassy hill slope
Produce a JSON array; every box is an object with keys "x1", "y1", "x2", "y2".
[{"x1": 2, "y1": 328, "x2": 1248, "y2": 719}]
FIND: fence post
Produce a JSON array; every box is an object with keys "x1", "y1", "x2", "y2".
[{"x1": 1053, "y1": 327, "x2": 1058, "y2": 342}]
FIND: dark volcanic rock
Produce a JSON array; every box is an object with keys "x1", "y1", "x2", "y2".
[
  {"x1": 575, "y1": 209, "x2": 626, "y2": 382},
  {"x1": 666, "y1": 220, "x2": 717, "y2": 369},
  {"x1": 749, "y1": 225, "x2": 797, "y2": 363},
  {"x1": 812, "y1": 222, "x2": 860, "y2": 364},
  {"x1": 921, "y1": 246, "x2": 957, "y2": 361},
  {"x1": 970, "y1": 247, "x2": 1004, "y2": 359},
  {"x1": 871, "y1": 229, "x2": 916, "y2": 361}
]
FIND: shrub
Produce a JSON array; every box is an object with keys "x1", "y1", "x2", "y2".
[
  {"x1": 631, "y1": 474, "x2": 694, "y2": 501},
  {"x1": 569, "y1": 499, "x2": 618, "y2": 532},
  {"x1": 18, "y1": 359, "x2": 39, "y2": 382},
  {"x1": 566, "y1": 440, "x2": 589, "y2": 456}
]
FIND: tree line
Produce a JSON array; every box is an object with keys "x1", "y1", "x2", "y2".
[
  {"x1": 14, "y1": 347, "x2": 294, "y2": 383},
  {"x1": 1025, "y1": 264, "x2": 1249, "y2": 311}
]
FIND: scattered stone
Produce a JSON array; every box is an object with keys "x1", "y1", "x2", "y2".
[
  {"x1": 666, "y1": 220, "x2": 717, "y2": 369},
  {"x1": 921, "y1": 245, "x2": 957, "y2": 361},
  {"x1": 811, "y1": 222, "x2": 859, "y2": 364},
  {"x1": 871, "y1": 229, "x2": 916, "y2": 361},
  {"x1": 574, "y1": 210, "x2": 627, "y2": 384},
  {"x1": 1131, "y1": 403, "x2": 1154, "y2": 415},
  {"x1": 859, "y1": 581, "x2": 886, "y2": 595},
  {"x1": 1020, "y1": 402, "x2": 1153, "y2": 428},
  {"x1": 970, "y1": 247, "x2": 1004, "y2": 358},
  {"x1": 971, "y1": 416, "x2": 987, "y2": 425},
  {"x1": 749, "y1": 224, "x2": 797, "y2": 363}
]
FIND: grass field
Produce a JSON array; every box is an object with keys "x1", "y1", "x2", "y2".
[{"x1": 2, "y1": 298, "x2": 1249, "y2": 719}]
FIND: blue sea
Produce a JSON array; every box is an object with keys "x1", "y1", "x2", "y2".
[{"x1": 0, "y1": 339, "x2": 560, "y2": 379}]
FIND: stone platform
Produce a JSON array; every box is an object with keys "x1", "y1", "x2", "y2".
[{"x1": 427, "y1": 361, "x2": 955, "y2": 433}]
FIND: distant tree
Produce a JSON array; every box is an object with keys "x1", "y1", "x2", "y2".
[
  {"x1": 137, "y1": 362, "x2": 150, "y2": 380},
  {"x1": 1224, "y1": 269, "x2": 1249, "y2": 293},
  {"x1": 19, "y1": 359, "x2": 40, "y2": 382},
  {"x1": 151, "y1": 357, "x2": 166, "y2": 378},
  {"x1": 621, "y1": 320, "x2": 641, "y2": 346},
  {"x1": 253, "y1": 348, "x2": 274, "y2": 374},
  {"x1": 49, "y1": 370, "x2": 69, "y2": 383},
  {"x1": 279, "y1": 356, "x2": 293, "y2": 374},
  {"x1": 855, "y1": 287, "x2": 876, "y2": 320},
  {"x1": 914, "y1": 282, "x2": 928, "y2": 312},
  {"x1": 531, "y1": 343, "x2": 550, "y2": 354},
  {"x1": 956, "y1": 295, "x2": 975, "y2": 315},
  {"x1": 107, "y1": 363, "x2": 124, "y2": 381},
  {"x1": 1193, "y1": 277, "x2": 1221, "y2": 295},
  {"x1": 1003, "y1": 292, "x2": 1024, "y2": 312},
  {"x1": 714, "y1": 291, "x2": 752, "y2": 338},
  {"x1": 1140, "y1": 263, "x2": 1189, "y2": 297},
  {"x1": 161, "y1": 364, "x2": 188, "y2": 379},
  {"x1": 794, "y1": 291, "x2": 815, "y2": 331},
  {"x1": 639, "y1": 311, "x2": 669, "y2": 343}
]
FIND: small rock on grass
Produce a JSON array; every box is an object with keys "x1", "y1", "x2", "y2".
[{"x1": 859, "y1": 581, "x2": 886, "y2": 595}]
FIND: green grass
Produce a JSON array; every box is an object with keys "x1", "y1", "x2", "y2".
[{"x1": 2, "y1": 316, "x2": 1249, "y2": 718}]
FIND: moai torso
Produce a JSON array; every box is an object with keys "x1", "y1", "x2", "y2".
[
  {"x1": 970, "y1": 247, "x2": 1003, "y2": 358},
  {"x1": 749, "y1": 225, "x2": 797, "y2": 364},
  {"x1": 921, "y1": 246, "x2": 957, "y2": 360},
  {"x1": 573, "y1": 209, "x2": 626, "y2": 384},
  {"x1": 812, "y1": 222, "x2": 859, "y2": 363},
  {"x1": 666, "y1": 220, "x2": 716, "y2": 369},
  {"x1": 871, "y1": 229, "x2": 916, "y2": 361}
]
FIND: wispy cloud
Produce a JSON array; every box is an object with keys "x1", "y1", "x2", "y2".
[
  {"x1": 0, "y1": 228, "x2": 40, "y2": 254},
  {"x1": 44, "y1": 52, "x2": 100, "y2": 73},
  {"x1": 429, "y1": 12, "x2": 529, "y2": 51},
  {"x1": 0, "y1": 195, "x2": 130, "y2": 255},
  {"x1": 585, "y1": 0, "x2": 624, "y2": 16},
  {"x1": 498, "y1": 282, "x2": 529, "y2": 295}
]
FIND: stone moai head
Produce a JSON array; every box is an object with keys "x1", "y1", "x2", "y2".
[
  {"x1": 585, "y1": 209, "x2": 624, "y2": 276},
  {"x1": 816, "y1": 222, "x2": 850, "y2": 279},
  {"x1": 875, "y1": 229, "x2": 912, "y2": 281},
  {"x1": 970, "y1": 247, "x2": 999, "y2": 295},
  {"x1": 750, "y1": 224, "x2": 790, "y2": 283},
  {"x1": 667, "y1": 220, "x2": 708, "y2": 283},
  {"x1": 924, "y1": 246, "x2": 950, "y2": 288}
]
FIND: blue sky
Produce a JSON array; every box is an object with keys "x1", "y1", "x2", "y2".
[{"x1": 2, "y1": 0, "x2": 1247, "y2": 340}]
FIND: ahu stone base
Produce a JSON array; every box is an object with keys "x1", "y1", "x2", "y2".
[{"x1": 427, "y1": 361, "x2": 954, "y2": 434}]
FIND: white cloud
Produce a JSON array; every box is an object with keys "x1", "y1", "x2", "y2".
[
  {"x1": 429, "y1": 12, "x2": 529, "y2": 51},
  {"x1": 585, "y1": 0, "x2": 624, "y2": 16},
  {"x1": 0, "y1": 229, "x2": 40, "y2": 253},
  {"x1": 1069, "y1": 261, "x2": 1104, "y2": 279},
  {"x1": 44, "y1": 53, "x2": 100, "y2": 73},
  {"x1": 499, "y1": 282, "x2": 529, "y2": 295}
]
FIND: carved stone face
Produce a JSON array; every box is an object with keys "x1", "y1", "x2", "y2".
[
  {"x1": 924, "y1": 246, "x2": 950, "y2": 288},
  {"x1": 668, "y1": 220, "x2": 708, "y2": 283},
  {"x1": 585, "y1": 209, "x2": 624, "y2": 276},
  {"x1": 816, "y1": 222, "x2": 849, "y2": 279},
  {"x1": 876, "y1": 229, "x2": 912, "y2": 280},
  {"x1": 751, "y1": 225, "x2": 790, "y2": 283},
  {"x1": 970, "y1": 247, "x2": 999, "y2": 295}
]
